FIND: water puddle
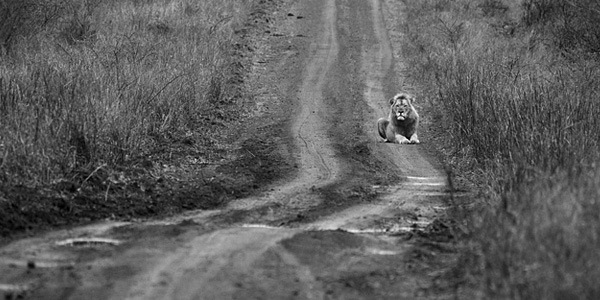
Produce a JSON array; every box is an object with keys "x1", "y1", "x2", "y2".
[
  {"x1": 364, "y1": 248, "x2": 401, "y2": 256},
  {"x1": 0, "y1": 282, "x2": 34, "y2": 300},
  {"x1": 241, "y1": 224, "x2": 281, "y2": 229},
  {"x1": 0, "y1": 257, "x2": 73, "y2": 268},
  {"x1": 56, "y1": 237, "x2": 123, "y2": 247}
]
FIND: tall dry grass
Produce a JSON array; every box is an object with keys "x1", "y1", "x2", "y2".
[
  {"x1": 397, "y1": 0, "x2": 600, "y2": 298},
  {"x1": 0, "y1": 0, "x2": 255, "y2": 186}
]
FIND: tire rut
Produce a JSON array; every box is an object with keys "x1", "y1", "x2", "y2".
[
  {"x1": 288, "y1": 0, "x2": 339, "y2": 188},
  {"x1": 219, "y1": 0, "x2": 341, "y2": 214}
]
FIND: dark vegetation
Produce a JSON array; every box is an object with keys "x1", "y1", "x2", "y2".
[
  {"x1": 398, "y1": 0, "x2": 600, "y2": 298},
  {"x1": 0, "y1": 0, "x2": 290, "y2": 238}
]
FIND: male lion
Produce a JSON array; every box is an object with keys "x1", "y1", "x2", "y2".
[{"x1": 377, "y1": 93, "x2": 420, "y2": 144}]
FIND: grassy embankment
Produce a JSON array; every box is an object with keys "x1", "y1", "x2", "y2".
[
  {"x1": 0, "y1": 0, "x2": 259, "y2": 233},
  {"x1": 398, "y1": 0, "x2": 600, "y2": 298}
]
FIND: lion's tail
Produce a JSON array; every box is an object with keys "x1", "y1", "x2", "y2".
[{"x1": 377, "y1": 118, "x2": 388, "y2": 140}]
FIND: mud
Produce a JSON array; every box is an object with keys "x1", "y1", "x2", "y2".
[{"x1": 0, "y1": 0, "x2": 460, "y2": 299}]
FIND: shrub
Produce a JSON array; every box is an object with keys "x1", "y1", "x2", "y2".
[{"x1": 522, "y1": 0, "x2": 600, "y2": 54}]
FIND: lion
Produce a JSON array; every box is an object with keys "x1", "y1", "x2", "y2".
[{"x1": 377, "y1": 93, "x2": 420, "y2": 144}]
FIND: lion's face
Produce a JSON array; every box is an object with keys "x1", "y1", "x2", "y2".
[{"x1": 389, "y1": 94, "x2": 414, "y2": 121}]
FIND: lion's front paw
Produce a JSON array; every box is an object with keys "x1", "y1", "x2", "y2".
[
  {"x1": 396, "y1": 136, "x2": 411, "y2": 144},
  {"x1": 409, "y1": 134, "x2": 420, "y2": 144}
]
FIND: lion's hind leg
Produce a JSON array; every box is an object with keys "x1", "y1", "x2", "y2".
[{"x1": 377, "y1": 118, "x2": 389, "y2": 141}]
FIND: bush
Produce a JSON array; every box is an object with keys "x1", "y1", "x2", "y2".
[{"x1": 522, "y1": 0, "x2": 600, "y2": 54}]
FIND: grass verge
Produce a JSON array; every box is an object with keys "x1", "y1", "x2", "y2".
[
  {"x1": 394, "y1": 0, "x2": 600, "y2": 298},
  {"x1": 1, "y1": 0, "x2": 253, "y2": 186},
  {"x1": 0, "y1": 0, "x2": 292, "y2": 238}
]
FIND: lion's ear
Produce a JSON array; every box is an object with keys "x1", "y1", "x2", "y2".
[
  {"x1": 388, "y1": 97, "x2": 395, "y2": 105},
  {"x1": 410, "y1": 96, "x2": 416, "y2": 104}
]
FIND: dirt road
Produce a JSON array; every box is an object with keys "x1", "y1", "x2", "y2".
[{"x1": 0, "y1": 0, "x2": 453, "y2": 299}]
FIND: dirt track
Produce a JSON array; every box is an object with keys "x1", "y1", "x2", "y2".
[{"x1": 0, "y1": 0, "x2": 454, "y2": 299}]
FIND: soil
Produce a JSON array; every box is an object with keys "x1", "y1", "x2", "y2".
[{"x1": 0, "y1": 0, "x2": 468, "y2": 299}]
